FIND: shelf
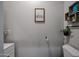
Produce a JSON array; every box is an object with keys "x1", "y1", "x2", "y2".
[{"x1": 65, "y1": 12, "x2": 79, "y2": 22}]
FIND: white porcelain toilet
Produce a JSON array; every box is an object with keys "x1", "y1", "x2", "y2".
[{"x1": 63, "y1": 44, "x2": 79, "y2": 57}]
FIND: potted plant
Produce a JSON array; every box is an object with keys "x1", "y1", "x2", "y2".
[{"x1": 63, "y1": 26, "x2": 71, "y2": 36}]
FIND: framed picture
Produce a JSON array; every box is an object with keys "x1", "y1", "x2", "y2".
[{"x1": 35, "y1": 8, "x2": 45, "y2": 22}]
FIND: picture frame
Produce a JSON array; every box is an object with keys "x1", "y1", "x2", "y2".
[{"x1": 35, "y1": 8, "x2": 45, "y2": 23}]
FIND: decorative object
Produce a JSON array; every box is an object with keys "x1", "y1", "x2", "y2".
[
  {"x1": 35, "y1": 8, "x2": 45, "y2": 22},
  {"x1": 63, "y1": 26, "x2": 71, "y2": 36},
  {"x1": 65, "y1": 1, "x2": 79, "y2": 22}
]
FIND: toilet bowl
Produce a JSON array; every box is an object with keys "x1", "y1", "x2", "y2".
[{"x1": 63, "y1": 44, "x2": 79, "y2": 57}]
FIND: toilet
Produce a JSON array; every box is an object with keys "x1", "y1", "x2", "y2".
[{"x1": 63, "y1": 44, "x2": 79, "y2": 57}]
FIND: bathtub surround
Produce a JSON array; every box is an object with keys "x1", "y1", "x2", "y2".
[{"x1": 3, "y1": 1, "x2": 64, "y2": 57}]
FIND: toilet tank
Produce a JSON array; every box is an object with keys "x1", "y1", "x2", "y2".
[{"x1": 63, "y1": 44, "x2": 79, "y2": 57}]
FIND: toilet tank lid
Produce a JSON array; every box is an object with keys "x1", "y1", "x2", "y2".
[{"x1": 63, "y1": 44, "x2": 79, "y2": 57}]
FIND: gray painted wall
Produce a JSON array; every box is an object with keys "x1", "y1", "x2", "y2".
[
  {"x1": 3, "y1": 1, "x2": 64, "y2": 57},
  {"x1": 64, "y1": 1, "x2": 79, "y2": 50},
  {"x1": 0, "y1": 2, "x2": 4, "y2": 57}
]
